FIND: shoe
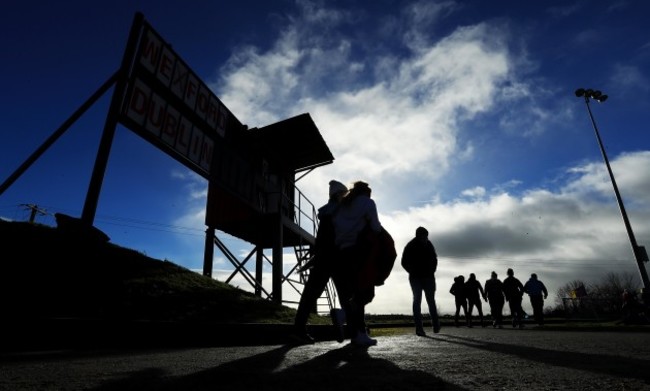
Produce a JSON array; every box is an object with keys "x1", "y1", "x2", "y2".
[
  {"x1": 433, "y1": 323, "x2": 441, "y2": 334},
  {"x1": 352, "y1": 332, "x2": 377, "y2": 346},
  {"x1": 492, "y1": 321, "x2": 496, "y2": 328},
  {"x1": 330, "y1": 308, "x2": 346, "y2": 343},
  {"x1": 519, "y1": 324, "x2": 525, "y2": 329},
  {"x1": 416, "y1": 330, "x2": 427, "y2": 337}
]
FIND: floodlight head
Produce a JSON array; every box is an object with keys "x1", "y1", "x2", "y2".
[{"x1": 575, "y1": 87, "x2": 607, "y2": 102}]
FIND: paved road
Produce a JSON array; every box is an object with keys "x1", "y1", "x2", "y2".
[{"x1": 2, "y1": 326, "x2": 649, "y2": 390}]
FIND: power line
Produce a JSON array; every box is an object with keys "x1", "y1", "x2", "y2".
[
  {"x1": 0, "y1": 203, "x2": 638, "y2": 268},
  {"x1": 438, "y1": 255, "x2": 630, "y2": 266},
  {"x1": 94, "y1": 215, "x2": 204, "y2": 236},
  {"x1": 2, "y1": 203, "x2": 244, "y2": 241},
  {"x1": 437, "y1": 256, "x2": 635, "y2": 272}
]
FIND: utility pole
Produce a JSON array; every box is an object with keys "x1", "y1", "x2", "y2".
[{"x1": 20, "y1": 204, "x2": 47, "y2": 223}]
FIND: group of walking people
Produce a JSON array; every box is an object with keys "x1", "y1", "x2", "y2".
[
  {"x1": 294, "y1": 179, "x2": 549, "y2": 346},
  {"x1": 450, "y1": 268, "x2": 549, "y2": 328}
]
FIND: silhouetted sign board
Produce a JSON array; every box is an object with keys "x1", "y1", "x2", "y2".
[
  {"x1": 109, "y1": 14, "x2": 333, "y2": 239},
  {"x1": 119, "y1": 18, "x2": 242, "y2": 178}
]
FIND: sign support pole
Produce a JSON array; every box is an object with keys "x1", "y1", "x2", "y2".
[
  {"x1": 81, "y1": 12, "x2": 144, "y2": 226},
  {"x1": 0, "y1": 72, "x2": 119, "y2": 197}
]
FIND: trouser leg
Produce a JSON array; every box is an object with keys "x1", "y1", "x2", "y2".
[
  {"x1": 295, "y1": 266, "x2": 330, "y2": 330},
  {"x1": 423, "y1": 278, "x2": 439, "y2": 330},
  {"x1": 410, "y1": 278, "x2": 424, "y2": 332}
]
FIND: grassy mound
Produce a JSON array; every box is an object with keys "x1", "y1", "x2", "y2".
[{"x1": 1, "y1": 219, "x2": 301, "y2": 324}]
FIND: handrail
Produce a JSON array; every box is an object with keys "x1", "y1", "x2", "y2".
[{"x1": 281, "y1": 185, "x2": 318, "y2": 237}]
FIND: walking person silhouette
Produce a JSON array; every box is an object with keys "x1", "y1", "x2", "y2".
[
  {"x1": 401, "y1": 226, "x2": 441, "y2": 336},
  {"x1": 465, "y1": 273, "x2": 486, "y2": 327},
  {"x1": 523, "y1": 273, "x2": 548, "y2": 326},
  {"x1": 332, "y1": 180, "x2": 385, "y2": 346},
  {"x1": 484, "y1": 271, "x2": 506, "y2": 328},
  {"x1": 450, "y1": 275, "x2": 469, "y2": 327},
  {"x1": 292, "y1": 180, "x2": 348, "y2": 343},
  {"x1": 503, "y1": 268, "x2": 526, "y2": 328}
]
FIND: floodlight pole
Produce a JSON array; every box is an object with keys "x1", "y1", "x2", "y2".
[{"x1": 576, "y1": 89, "x2": 650, "y2": 291}]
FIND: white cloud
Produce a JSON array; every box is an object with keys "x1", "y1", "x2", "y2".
[
  {"x1": 611, "y1": 64, "x2": 650, "y2": 93},
  {"x1": 461, "y1": 186, "x2": 486, "y2": 199}
]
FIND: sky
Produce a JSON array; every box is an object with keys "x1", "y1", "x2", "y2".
[{"x1": 2, "y1": 0, "x2": 650, "y2": 317}]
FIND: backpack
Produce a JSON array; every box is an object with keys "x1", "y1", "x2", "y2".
[{"x1": 357, "y1": 226, "x2": 397, "y2": 287}]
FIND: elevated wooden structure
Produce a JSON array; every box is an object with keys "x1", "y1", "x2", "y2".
[{"x1": 204, "y1": 113, "x2": 335, "y2": 307}]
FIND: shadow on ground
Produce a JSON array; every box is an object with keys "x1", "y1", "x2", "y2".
[{"x1": 88, "y1": 343, "x2": 469, "y2": 391}]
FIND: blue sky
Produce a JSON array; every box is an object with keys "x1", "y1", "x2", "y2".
[{"x1": 2, "y1": 0, "x2": 650, "y2": 316}]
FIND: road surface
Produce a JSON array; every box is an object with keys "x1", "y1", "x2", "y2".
[{"x1": 1, "y1": 326, "x2": 649, "y2": 390}]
